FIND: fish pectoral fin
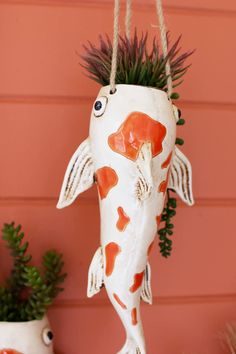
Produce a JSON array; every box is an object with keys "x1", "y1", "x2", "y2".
[
  {"x1": 135, "y1": 143, "x2": 153, "y2": 201},
  {"x1": 168, "y1": 146, "x2": 194, "y2": 206},
  {"x1": 57, "y1": 138, "x2": 95, "y2": 209},
  {"x1": 87, "y1": 246, "x2": 104, "y2": 298},
  {"x1": 141, "y1": 262, "x2": 152, "y2": 305}
]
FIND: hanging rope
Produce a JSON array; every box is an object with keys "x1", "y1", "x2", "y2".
[
  {"x1": 110, "y1": 0, "x2": 132, "y2": 93},
  {"x1": 110, "y1": 0, "x2": 120, "y2": 94},
  {"x1": 155, "y1": 0, "x2": 173, "y2": 97},
  {"x1": 125, "y1": 0, "x2": 132, "y2": 40},
  {"x1": 110, "y1": 0, "x2": 172, "y2": 96}
]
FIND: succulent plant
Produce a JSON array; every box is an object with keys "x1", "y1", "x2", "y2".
[
  {"x1": 81, "y1": 30, "x2": 193, "y2": 91},
  {"x1": 0, "y1": 222, "x2": 67, "y2": 321}
]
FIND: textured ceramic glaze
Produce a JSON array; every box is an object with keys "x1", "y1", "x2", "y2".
[
  {"x1": 0, "y1": 316, "x2": 54, "y2": 354},
  {"x1": 57, "y1": 84, "x2": 194, "y2": 354}
]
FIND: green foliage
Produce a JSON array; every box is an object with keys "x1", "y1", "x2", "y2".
[
  {"x1": 175, "y1": 137, "x2": 184, "y2": 145},
  {"x1": 81, "y1": 31, "x2": 193, "y2": 90},
  {"x1": 158, "y1": 191, "x2": 177, "y2": 258},
  {"x1": 158, "y1": 93, "x2": 186, "y2": 258},
  {"x1": 0, "y1": 222, "x2": 67, "y2": 322}
]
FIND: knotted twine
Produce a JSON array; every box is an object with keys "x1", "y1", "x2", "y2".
[{"x1": 109, "y1": 0, "x2": 172, "y2": 98}]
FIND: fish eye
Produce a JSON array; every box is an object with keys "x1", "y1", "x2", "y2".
[
  {"x1": 42, "y1": 327, "x2": 54, "y2": 346},
  {"x1": 93, "y1": 96, "x2": 108, "y2": 117}
]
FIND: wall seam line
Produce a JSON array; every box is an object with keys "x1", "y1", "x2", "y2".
[
  {"x1": 0, "y1": 95, "x2": 236, "y2": 111},
  {"x1": 0, "y1": 0, "x2": 235, "y2": 18},
  {"x1": 53, "y1": 293, "x2": 236, "y2": 309},
  {"x1": 0, "y1": 197, "x2": 236, "y2": 207}
]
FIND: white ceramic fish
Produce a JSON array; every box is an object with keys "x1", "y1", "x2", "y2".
[
  {"x1": 57, "y1": 84, "x2": 194, "y2": 354},
  {"x1": 0, "y1": 316, "x2": 54, "y2": 354}
]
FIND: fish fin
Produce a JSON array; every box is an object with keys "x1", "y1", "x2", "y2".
[
  {"x1": 172, "y1": 104, "x2": 180, "y2": 122},
  {"x1": 57, "y1": 138, "x2": 95, "y2": 209},
  {"x1": 141, "y1": 262, "x2": 152, "y2": 305},
  {"x1": 168, "y1": 146, "x2": 194, "y2": 206},
  {"x1": 87, "y1": 246, "x2": 104, "y2": 298},
  {"x1": 135, "y1": 143, "x2": 153, "y2": 201}
]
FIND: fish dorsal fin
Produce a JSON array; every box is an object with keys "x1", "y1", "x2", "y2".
[
  {"x1": 135, "y1": 143, "x2": 153, "y2": 201},
  {"x1": 141, "y1": 262, "x2": 152, "y2": 305},
  {"x1": 168, "y1": 146, "x2": 194, "y2": 206},
  {"x1": 57, "y1": 138, "x2": 95, "y2": 209},
  {"x1": 87, "y1": 246, "x2": 104, "y2": 298}
]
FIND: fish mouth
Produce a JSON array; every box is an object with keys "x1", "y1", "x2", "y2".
[{"x1": 0, "y1": 350, "x2": 23, "y2": 354}]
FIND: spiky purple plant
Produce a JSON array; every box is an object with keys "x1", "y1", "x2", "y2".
[{"x1": 81, "y1": 31, "x2": 193, "y2": 91}]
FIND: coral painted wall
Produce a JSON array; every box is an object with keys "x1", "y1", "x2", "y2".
[{"x1": 1, "y1": 1, "x2": 236, "y2": 353}]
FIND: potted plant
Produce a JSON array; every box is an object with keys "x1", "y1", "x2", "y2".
[
  {"x1": 0, "y1": 222, "x2": 67, "y2": 354},
  {"x1": 57, "y1": 31, "x2": 194, "y2": 353}
]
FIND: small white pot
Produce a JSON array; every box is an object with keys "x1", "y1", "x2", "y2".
[{"x1": 0, "y1": 316, "x2": 54, "y2": 354}]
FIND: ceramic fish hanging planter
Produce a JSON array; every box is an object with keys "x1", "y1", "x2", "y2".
[
  {"x1": 0, "y1": 316, "x2": 54, "y2": 354},
  {"x1": 57, "y1": 86, "x2": 193, "y2": 352},
  {"x1": 57, "y1": 29, "x2": 194, "y2": 354}
]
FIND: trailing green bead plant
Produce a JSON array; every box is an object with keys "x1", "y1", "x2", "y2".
[
  {"x1": 81, "y1": 31, "x2": 193, "y2": 258},
  {"x1": 158, "y1": 91, "x2": 186, "y2": 257},
  {"x1": 0, "y1": 222, "x2": 67, "y2": 322}
]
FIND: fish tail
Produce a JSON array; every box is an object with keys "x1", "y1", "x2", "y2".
[
  {"x1": 118, "y1": 303, "x2": 146, "y2": 354},
  {"x1": 105, "y1": 282, "x2": 146, "y2": 354},
  {"x1": 117, "y1": 337, "x2": 145, "y2": 354}
]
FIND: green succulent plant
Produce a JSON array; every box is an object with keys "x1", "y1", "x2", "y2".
[
  {"x1": 81, "y1": 31, "x2": 193, "y2": 258},
  {"x1": 81, "y1": 30, "x2": 193, "y2": 91},
  {"x1": 0, "y1": 222, "x2": 67, "y2": 321}
]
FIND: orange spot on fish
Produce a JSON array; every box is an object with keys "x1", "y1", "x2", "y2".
[
  {"x1": 96, "y1": 166, "x2": 118, "y2": 199},
  {"x1": 131, "y1": 307, "x2": 138, "y2": 325},
  {"x1": 148, "y1": 241, "x2": 155, "y2": 256},
  {"x1": 158, "y1": 169, "x2": 170, "y2": 194},
  {"x1": 158, "y1": 180, "x2": 168, "y2": 194},
  {"x1": 161, "y1": 152, "x2": 172, "y2": 169},
  {"x1": 108, "y1": 112, "x2": 166, "y2": 161},
  {"x1": 156, "y1": 215, "x2": 162, "y2": 226},
  {"x1": 113, "y1": 293, "x2": 127, "y2": 309},
  {"x1": 105, "y1": 242, "x2": 121, "y2": 277},
  {"x1": 116, "y1": 207, "x2": 130, "y2": 231},
  {"x1": 0, "y1": 351, "x2": 22, "y2": 354},
  {"x1": 129, "y1": 271, "x2": 145, "y2": 293}
]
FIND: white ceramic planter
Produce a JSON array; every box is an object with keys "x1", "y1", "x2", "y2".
[
  {"x1": 58, "y1": 84, "x2": 194, "y2": 354},
  {"x1": 0, "y1": 316, "x2": 54, "y2": 354}
]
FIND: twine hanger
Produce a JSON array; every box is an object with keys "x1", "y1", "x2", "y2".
[
  {"x1": 109, "y1": 0, "x2": 173, "y2": 98},
  {"x1": 155, "y1": 0, "x2": 173, "y2": 97}
]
